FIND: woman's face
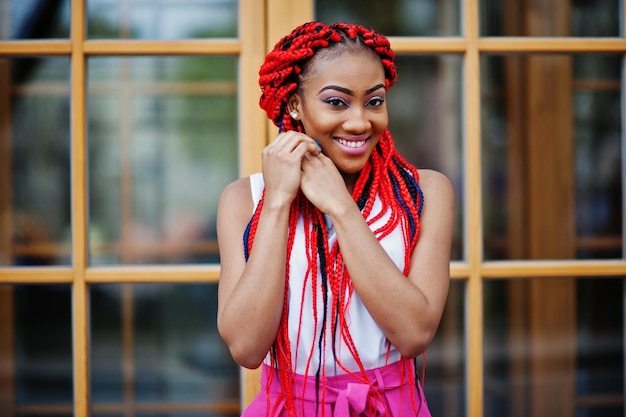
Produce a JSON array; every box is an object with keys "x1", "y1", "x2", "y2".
[{"x1": 290, "y1": 48, "x2": 388, "y2": 187}]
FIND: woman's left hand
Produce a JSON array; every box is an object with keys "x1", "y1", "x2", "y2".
[{"x1": 300, "y1": 152, "x2": 353, "y2": 214}]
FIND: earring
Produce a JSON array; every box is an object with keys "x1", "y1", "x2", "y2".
[{"x1": 290, "y1": 111, "x2": 298, "y2": 120}]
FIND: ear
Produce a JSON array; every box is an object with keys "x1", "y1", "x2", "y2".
[{"x1": 287, "y1": 93, "x2": 302, "y2": 118}]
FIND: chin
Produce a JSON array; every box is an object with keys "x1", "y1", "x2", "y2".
[{"x1": 338, "y1": 162, "x2": 368, "y2": 177}]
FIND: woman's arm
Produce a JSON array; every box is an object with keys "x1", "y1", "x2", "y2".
[
  {"x1": 301, "y1": 157, "x2": 454, "y2": 358},
  {"x1": 217, "y1": 132, "x2": 320, "y2": 369},
  {"x1": 216, "y1": 177, "x2": 288, "y2": 369}
]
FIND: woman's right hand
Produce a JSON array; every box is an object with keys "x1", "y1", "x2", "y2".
[
  {"x1": 262, "y1": 131, "x2": 320, "y2": 207},
  {"x1": 217, "y1": 132, "x2": 319, "y2": 369}
]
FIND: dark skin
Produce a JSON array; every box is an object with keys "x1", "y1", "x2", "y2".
[{"x1": 217, "y1": 48, "x2": 454, "y2": 369}]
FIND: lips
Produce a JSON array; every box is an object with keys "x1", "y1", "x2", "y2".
[
  {"x1": 333, "y1": 136, "x2": 371, "y2": 157},
  {"x1": 335, "y1": 137, "x2": 367, "y2": 148}
]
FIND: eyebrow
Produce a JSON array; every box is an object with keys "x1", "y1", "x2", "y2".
[{"x1": 318, "y1": 83, "x2": 386, "y2": 96}]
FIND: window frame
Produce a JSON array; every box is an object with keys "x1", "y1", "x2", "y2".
[{"x1": 0, "y1": 0, "x2": 266, "y2": 414}]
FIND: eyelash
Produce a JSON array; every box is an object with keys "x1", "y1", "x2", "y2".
[
  {"x1": 368, "y1": 97, "x2": 384, "y2": 107},
  {"x1": 325, "y1": 97, "x2": 347, "y2": 107},
  {"x1": 323, "y1": 96, "x2": 385, "y2": 107}
]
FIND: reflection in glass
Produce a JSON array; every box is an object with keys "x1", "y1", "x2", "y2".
[
  {"x1": 1, "y1": 0, "x2": 70, "y2": 39},
  {"x1": 316, "y1": 0, "x2": 460, "y2": 36},
  {"x1": 87, "y1": 56, "x2": 238, "y2": 265},
  {"x1": 484, "y1": 278, "x2": 624, "y2": 417},
  {"x1": 0, "y1": 285, "x2": 74, "y2": 408},
  {"x1": 86, "y1": 0, "x2": 238, "y2": 39},
  {"x1": 1, "y1": 57, "x2": 72, "y2": 267},
  {"x1": 391, "y1": 55, "x2": 464, "y2": 260},
  {"x1": 421, "y1": 281, "x2": 465, "y2": 417},
  {"x1": 90, "y1": 284, "x2": 239, "y2": 412},
  {"x1": 480, "y1": 0, "x2": 619, "y2": 37},
  {"x1": 482, "y1": 54, "x2": 622, "y2": 260}
]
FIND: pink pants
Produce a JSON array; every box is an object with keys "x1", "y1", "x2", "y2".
[{"x1": 242, "y1": 361, "x2": 431, "y2": 416}]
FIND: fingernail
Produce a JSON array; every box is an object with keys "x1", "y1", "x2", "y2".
[{"x1": 314, "y1": 140, "x2": 322, "y2": 154}]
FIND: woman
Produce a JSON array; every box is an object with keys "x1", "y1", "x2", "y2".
[{"x1": 217, "y1": 21, "x2": 454, "y2": 416}]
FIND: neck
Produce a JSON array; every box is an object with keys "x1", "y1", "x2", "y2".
[{"x1": 342, "y1": 172, "x2": 358, "y2": 195}]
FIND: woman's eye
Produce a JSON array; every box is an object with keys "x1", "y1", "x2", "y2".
[
  {"x1": 367, "y1": 97, "x2": 384, "y2": 107},
  {"x1": 324, "y1": 97, "x2": 347, "y2": 107}
]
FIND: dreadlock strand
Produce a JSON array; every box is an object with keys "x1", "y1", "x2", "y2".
[
  {"x1": 294, "y1": 201, "x2": 324, "y2": 414},
  {"x1": 276, "y1": 201, "x2": 301, "y2": 415},
  {"x1": 295, "y1": 198, "x2": 315, "y2": 369}
]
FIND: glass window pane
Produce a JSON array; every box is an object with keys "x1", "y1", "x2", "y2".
[
  {"x1": 391, "y1": 55, "x2": 464, "y2": 260},
  {"x1": 86, "y1": 0, "x2": 238, "y2": 39},
  {"x1": 87, "y1": 56, "x2": 238, "y2": 266},
  {"x1": 481, "y1": 54, "x2": 622, "y2": 261},
  {"x1": 1, "y1": 0, "x2": 70, "y2": 39},
  {"x1": 484, "y1": 278, "x2": 624, "y2": 417},
  {"x1": 90, "y1": 284, "x2": 239, "y2": 414},
  {"x1": 0, "y1": 285, "x2": 74, "y2": 410},
  {"x1": 422, "y1": 280, "x2": 466, "y2": 417},
  {"x1": 1, "y1": 57, "x2": 71, "y2": 267},
  {"x1": 315, "y1": 0, "x2": 460, "y2": 36},
  {"x1": 481, "y1": 0, "x2": 620, "y2": 37}
]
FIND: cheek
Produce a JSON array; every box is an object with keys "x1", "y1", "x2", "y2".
[
  {"x1": 373, "y1": 112, "x2": 389, "y2": 131},
  {"x1": 302, "y1": 114, "x2": 336, "y2": 135}
]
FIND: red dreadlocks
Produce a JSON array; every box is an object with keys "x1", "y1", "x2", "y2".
[{"x1": 245, "y1": 21, "x2": 423, "y2": 416}]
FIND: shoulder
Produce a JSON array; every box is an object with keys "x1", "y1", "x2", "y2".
[
  {"x1": 418, "y1": 169, "x2": 454, "y2": 198},
  {"x1": 218, "y1": 177, "x2": 254, "y2": 220},
  {"x1": 417, "y1": 169, "x2": 455, "y2": 214},
  {"x1": 220, "y1": 176, "x2": 252, "y2": 202}
]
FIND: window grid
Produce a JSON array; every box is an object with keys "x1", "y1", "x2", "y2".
[
  {"x1": 0, "y1": 0, "x2": 264, "y2": 415},
  {"x1": 0, "y1": 0, "x2": 626, "y2": 416}
]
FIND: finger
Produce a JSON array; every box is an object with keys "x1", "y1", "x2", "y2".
[
  {"x1": 264, "y1": 136, "x2": 304, "y2": 165},
  {"x1": 291, "y1": 140, "x2": 322, "y2": 161},
  {"x1": 271, "y1": 132, "x2": 317, "y2": 156},
  {"x1": 266, "y1": 132, "x2": 299, "y2": 153},
  {"x1": 314, "y1": 140, "x2": 322, "y2": 155},
  {"x1": 293, "y1": 135, "x2": 320, "y2": 155},
  {"x1": 301, "y1": 154, "x2": 325, "y2": 174}
]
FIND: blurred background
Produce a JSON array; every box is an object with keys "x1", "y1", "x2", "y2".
[{"x1": 0, "y1": 0, "x2": 623, "y2": 416}]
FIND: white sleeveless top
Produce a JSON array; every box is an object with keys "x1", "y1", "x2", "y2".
[{"x1": 249, "y1": 173, "x2": 405, "y2": 375}]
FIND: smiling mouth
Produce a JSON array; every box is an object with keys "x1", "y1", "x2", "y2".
[{"x1": 335, "y1": 137, "x2": 368, "y2": 148}]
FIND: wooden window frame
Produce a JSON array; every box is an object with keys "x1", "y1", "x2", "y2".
[{"x1": 0, "y1": 0, "x2": 266, "y2": 415}]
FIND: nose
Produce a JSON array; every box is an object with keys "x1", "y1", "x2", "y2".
[{"x1": 343, "y1": 106, "x2": 371, "y2": 133}]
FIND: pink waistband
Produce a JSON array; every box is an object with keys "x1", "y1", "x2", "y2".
[{"x1": 261, "y1": 360, "x2": 421, "y2": 416}]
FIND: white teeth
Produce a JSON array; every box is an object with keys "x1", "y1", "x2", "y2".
[{"x1": 336, "y1": 138, "x2": 366, "y2": 148}]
